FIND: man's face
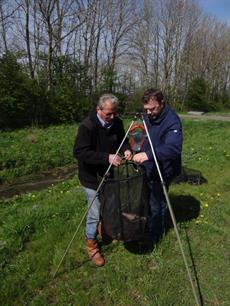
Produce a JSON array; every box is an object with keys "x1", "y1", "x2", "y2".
[
  {"x1": 97, "y1": 100, "x2": 117, "y2": 124},
  {"x1": 144, "y1": 98, "x2": 164, "y2": 119}
]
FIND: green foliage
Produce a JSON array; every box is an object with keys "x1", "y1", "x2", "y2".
[
  {"x1": 0, "y1": 53, "x2": 94, "y2": 129},
  {"x1": 216, "y1": 92, "x2": 230, "y2": 110},
  {"x1": 48, "y1": 85, "x2": 89, "y2": 124},
  {"x1": 47, "y1": 56, "x2": 93, "y2": 123},
  {"x1": 0, "y1": 120, "x2": 230, "y2": 305},
  {"x1": 186, "y1": 78, "x2": 209, "y2": 111},
  {"x1": 0, "y1": 52, "x2": 33, "y2": 128},
  {"x1": 125, "y1": 88, "x2": 145, "y2": 113},
  {"x1": 99, "y1": 67, "x2": 118, "y2": 92},
  {"x1": 1, "y1": 50, "x2": 229, "y2": 129}
]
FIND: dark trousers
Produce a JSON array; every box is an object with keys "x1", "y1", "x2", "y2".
[{"x1": 147, "y1": 180, "x2": 168, "y2": 240}]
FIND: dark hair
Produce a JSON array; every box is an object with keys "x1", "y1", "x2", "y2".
[{"x1": 142, "y1": 88, "x2": 164, "y2": 105}]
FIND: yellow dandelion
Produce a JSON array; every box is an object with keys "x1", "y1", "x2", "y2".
[
  {"x1": 200, "y1": 214, "x2": 204, "y2": 218},
  {"x1": 204, "y1": 203, "x2": 209, "y2": 208}
]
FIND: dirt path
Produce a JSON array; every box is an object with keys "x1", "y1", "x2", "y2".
[{"x1": 0, "y1": 164, "x2": 77, "y2": 199}]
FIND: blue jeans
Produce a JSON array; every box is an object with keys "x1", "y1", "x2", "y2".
[
  {"x1": 147, "y1": 181, "x2": 167, "y2": 240},
  {"x1": 84, "y1": 187, "x2": 101, "y2": 240}
]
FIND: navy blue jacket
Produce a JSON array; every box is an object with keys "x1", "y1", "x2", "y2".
[{"x1": 141, "y1": 105, "x2": 182, "y2": 184}]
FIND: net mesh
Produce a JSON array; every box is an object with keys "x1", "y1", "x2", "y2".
[{"x1": 99, "y1": 162, "x2": 149, "y2": 241}]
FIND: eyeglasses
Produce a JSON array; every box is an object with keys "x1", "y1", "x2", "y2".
[
  {"x1": 144, "y1": 106, "x2": 159, "y2": 113},
  {"x1": 100, "y1": 109, "x2": 117, "y2": 117},
  {"x1": 145, "y1": 108, "x2": 155, "y2": 112}
]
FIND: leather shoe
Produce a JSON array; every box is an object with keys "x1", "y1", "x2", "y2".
[{"x1": 86, "y1": 239, "x2": 105, "y2": 267}]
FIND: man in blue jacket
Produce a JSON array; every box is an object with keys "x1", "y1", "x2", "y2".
[{"x1": 133, "y1": 88, "x2": 183, "y2": 241}]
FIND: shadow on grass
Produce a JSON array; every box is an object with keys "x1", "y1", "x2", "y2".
[
  {"x1": 173, "y1": 166, "x2": 207, "y2": 185},
  {"x1": 124, "y1": 194, "x2": 204, "y2": 305},
  {"x1": 184, "y1": 226, "x2": 204, "y2": 306},
  {"x1": 124, "y1": 194, "x2": 201, "y2": 255},
  {"x1": 166, "y1": 194, "x2": 200, "y2": 226}
]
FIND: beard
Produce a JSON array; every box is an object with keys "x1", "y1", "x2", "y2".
[{"x1": 148, "y1": 112, "x2": 159, "y2": 120}]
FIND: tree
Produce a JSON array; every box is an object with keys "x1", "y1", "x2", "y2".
[
  {"x1": 0, "y1": 52, "x2": 32, "y2": 128},
  {"x1": 186, "y1": 78, "x2": 208, "y2": 111}
]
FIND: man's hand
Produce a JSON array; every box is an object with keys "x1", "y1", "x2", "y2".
[
  {"x1": 133, "y1": 152, "x2": 148, "y2": 164},
  {"x1": 109, "y1": 154, "x2": 122, "y2": 166},
  {"x1": 124, "y1": 150, "x2": 132, "y2": 161}
]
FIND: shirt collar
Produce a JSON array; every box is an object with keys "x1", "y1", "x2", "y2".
[{"x1": 96, "y1": 113, "x2": 113, "y2": 128}]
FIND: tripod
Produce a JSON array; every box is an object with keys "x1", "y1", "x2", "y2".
[{"x1": 53, "y1": 114, "x2": 200, "y2": 306}]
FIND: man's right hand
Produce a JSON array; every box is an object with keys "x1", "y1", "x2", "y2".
[{"x1": 109, "y1": 154, "x2": 122, "y2": 166}]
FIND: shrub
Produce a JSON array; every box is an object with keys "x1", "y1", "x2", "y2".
[{"x1": 186, "y1": 78, "x2": 208, "y2": 111}]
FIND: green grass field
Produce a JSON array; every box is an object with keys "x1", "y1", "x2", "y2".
[
  {"x1": 0, "y1": 119, "x2": 230, "y2": 305},
  {"x1": 0, "y1": 124, "x2": 78, "y2": 183}
]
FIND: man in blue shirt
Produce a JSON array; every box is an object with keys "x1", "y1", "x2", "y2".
[{"x1": 133, "y1": 88, "x2": 183, "y2": 241}]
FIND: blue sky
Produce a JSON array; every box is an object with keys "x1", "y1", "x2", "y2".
[{"x1": 197, "y1": 0, "x2": 230, "y2": 24}]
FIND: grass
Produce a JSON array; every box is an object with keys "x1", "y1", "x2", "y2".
[
  {"x1": 0, "y1": 124, "x2": 78, "y2": 183},
  {"x1": 205, "y1": 111, "x2": 230, "y2": 116},
  {"x1": 0, "y1": 119, "x2": 230, "y2": 305}
]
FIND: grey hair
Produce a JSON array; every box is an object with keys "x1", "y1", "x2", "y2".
[{"x1": 98, "y1": 94, "x2": 119, "y2": 109}]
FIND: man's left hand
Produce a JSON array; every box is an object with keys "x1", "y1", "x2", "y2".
[{"x1": 133, "y1": 152, "x2": 148, "y2": 164}]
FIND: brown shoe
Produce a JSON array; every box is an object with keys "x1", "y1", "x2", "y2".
[{"x1": 86, "y1": 239, "x2": 105, "y2": 267}]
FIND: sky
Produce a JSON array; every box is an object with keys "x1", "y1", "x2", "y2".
[{"x1": 197, "y1": 0, "x2": 230, "y2": 25}]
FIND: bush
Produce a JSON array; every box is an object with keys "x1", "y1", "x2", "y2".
[
  {"x1": 0, "y1": 52, "x2": 33, "y2": 129},
  {"x1": 124, "y1": 88, "x2": 145, "y2": 113},
  {"x1": 186, "y1": 78, "x2": 209, "y2": 111}
]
